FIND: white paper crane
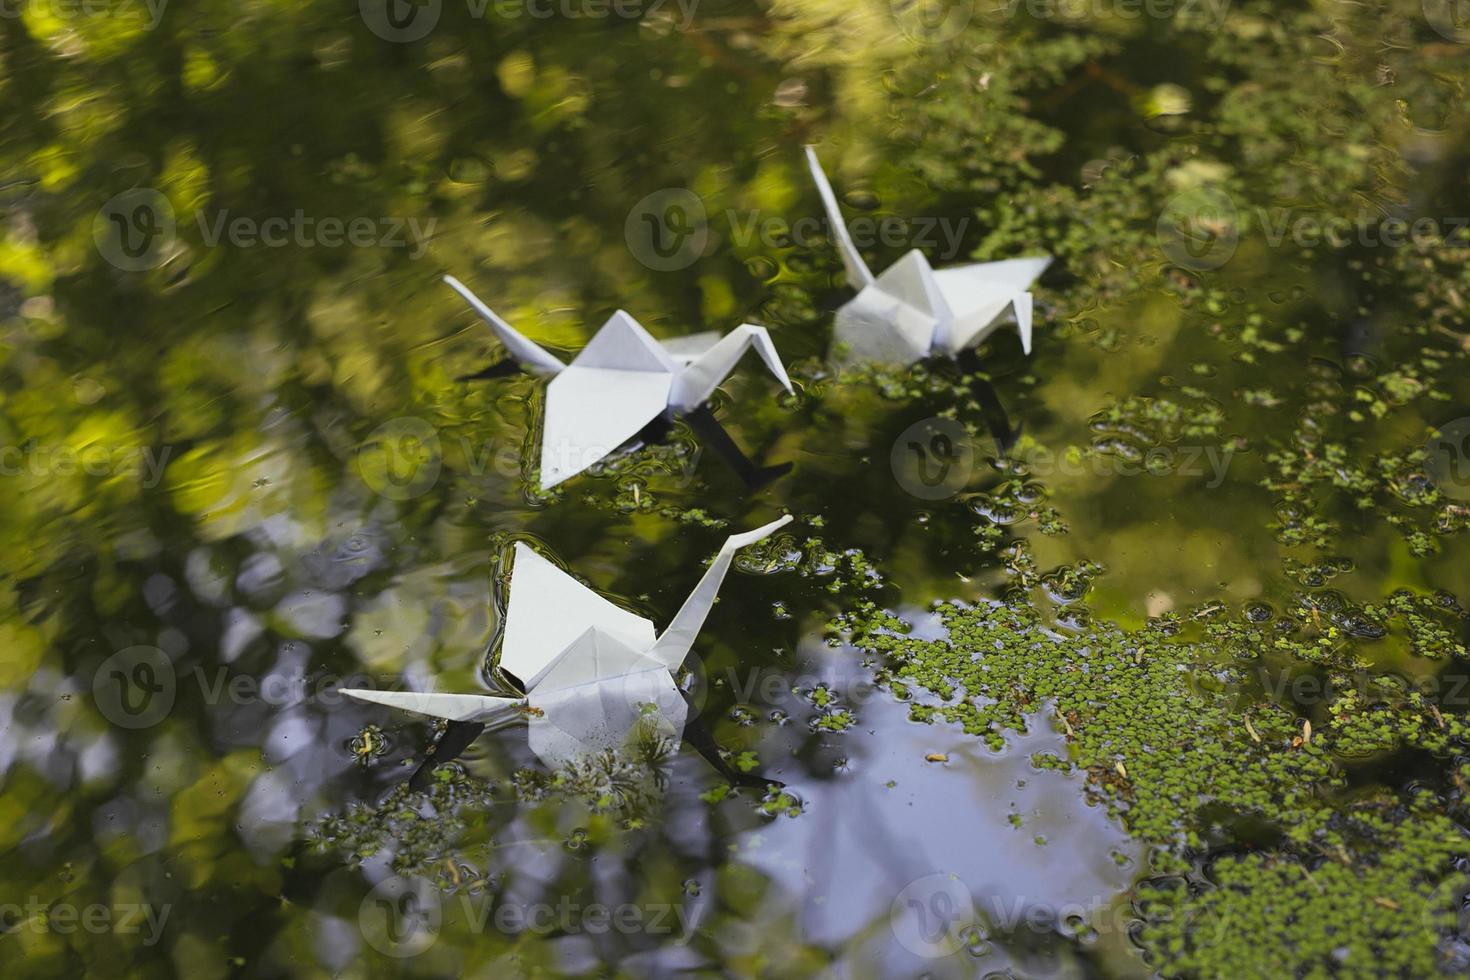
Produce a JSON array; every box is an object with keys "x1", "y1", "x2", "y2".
[
  {"x1": 444, "y1": 276, "x2": 793, "y2": 489},
  {"x1": 805, "y1": 146, "x2": 1051, "y2": 366},
  {"x1": 339, "y1": 516, "x2": 792, "y2": 768}
]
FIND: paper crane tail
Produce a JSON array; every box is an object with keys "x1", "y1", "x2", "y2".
[
  {"x1": 339, "y1": 688, "x2": 524, "y2": 724},
  {"x1": 1015, "y1": 292, "x2": 1034, "y2": 355},
  {"x1": 443, "y1": 276, "x2": 566, "y2": 376}
]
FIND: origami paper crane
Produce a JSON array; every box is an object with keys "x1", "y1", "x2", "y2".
[
  {"x1": 805, "y1": 146, "x2": 1051, "y2": 366},
  {"x1": 340, "y1": 516, "x2": 793, "y2": 773},
  {"x1": 444, "y1": 276, "x2": 794, "y2": 489}
]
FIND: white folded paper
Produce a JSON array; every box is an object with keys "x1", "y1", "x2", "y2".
[
  {"x1": 444, "y1": 277, "x2": 793, "y2": 489},
  {"x1": 339, "y1": 516, "x2": 793, "y2": 768},
  {"x1": 805, "y1": 146, "x2": 1051, "y2": 365}
]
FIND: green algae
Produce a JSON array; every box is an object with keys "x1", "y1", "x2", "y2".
[
  {"x1": 1135, "y1": 803, "x2": 1469, "y2": 979},
  {"x1": 831, "y1": 588, "x2": 1470, "y2": 975}
]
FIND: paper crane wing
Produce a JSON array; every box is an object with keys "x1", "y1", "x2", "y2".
[
  {"x1": 537, "y1": 311, "x2": 678, "y2": 489},
  {"x1": 571, "y1": 311, "x2": 679, "y2": 373},
  {"x1": 443, "y1": 276, "x2": 567, "y2": 376},
  {"x1": 805, "y1": 146, "x2": 875, "y2": 291},
  {"x1": 500, "y1": 543, "x2": 656, "y2": 685},
  {"x1": 932, "y1": 256, "x2": 1051, "y2": 354},
  {"x1": 645, "y1": 515, "x2": 793, "y2": 670},
  {"x1": 834, "y1": 250, "x2": 950, "y2": 365},
  {"x1": 877, "y1": 250, "x2": 953, "y2": 328},
  {"x1": 527, "y1": 662, "x2": 687, "y2": 768},
  {"x1": 338, "y1": 688, "x2": 524, "y2": 724},
  {"x1": 668, "y1": 325, "x2": 794, "y2": 412},
  {"x1": 527, "y1": 626, "x2": 663, "y2": 692},
  {"x1": 832, "y1": 286, "x2": 937, "y2": 366},
  {"x1": 540, "y1": 367, "x2": 671, "y2": 488}
]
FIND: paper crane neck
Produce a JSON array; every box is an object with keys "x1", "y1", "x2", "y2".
[
  {"x1": 500, "y1": 515, "x2": 791, "y2": 687},
  {"x1": 803, "y1": 147, "x2": 1050, "y2": 366}
]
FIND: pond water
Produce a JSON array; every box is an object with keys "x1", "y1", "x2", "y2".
[{"x1": 3, "y1": 1, "x2": 1470, "y2": 977}]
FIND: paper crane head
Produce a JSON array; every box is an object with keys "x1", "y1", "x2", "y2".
[
  {"x1": 340, "y1": 515, "x2": 793, "y2": 768},
  {"x1": 444, "y1": 277, "x2": 793, "y2": 488},
  {"x1": 804, "y1": 146, "x2": 1051, "y2": 366}
]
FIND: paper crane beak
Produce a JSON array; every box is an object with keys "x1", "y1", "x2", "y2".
[{"x1": 1014, "y1": 292, "x2": 1035, "y2": 356}]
